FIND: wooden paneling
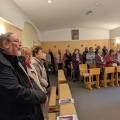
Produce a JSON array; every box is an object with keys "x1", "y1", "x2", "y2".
[{"x1": 42, "y1": 40, "x2": 109, "y2": 54}]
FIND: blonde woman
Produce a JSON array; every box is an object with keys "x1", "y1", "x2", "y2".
[{"x1": 20, "y1": 47, "x2": 44, "y2": 92}]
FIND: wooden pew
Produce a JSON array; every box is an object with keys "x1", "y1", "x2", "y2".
[
  {"x1": 48, "y1": 86, "x2": 59, "y2": 112},
  {"x1": 47, "y1": 113, "x2": 56, "y2": 120},
  {"x1": 58, "y1": 70, "x2": 66, "y2": 84},
  {"x1": 115, "y1": 66, "x2": 120, "y2": 86},
  {"x1": 85, "y1": 68, "x2": 100, "y2": 90},
  {"x1": 102, "y1": 67, "x2": 115, "y2": 88},
  {"x1": 60, "y1": 104, "x2": 78, "y2": 120},
  {"x1": 59, "y1": 83, "x2": 72, "y2": 100},
  {"x1": 79, "y1": 64, "x2": 89, "y2": 81},
  {"x1": 58, "y1": 70, "x2": 66, "y2": 99}
]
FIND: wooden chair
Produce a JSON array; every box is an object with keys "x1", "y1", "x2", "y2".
[
  {"x1": 79, "y1": 64, "x2": 89, "y2": 81},
  {"x1": 85, "y1": 68, "x2": 100, "y2": 90},
  {"x1": 48, "y1": 86, "x2": 59, "y2": 113},
  {"x1": 70, "y1": 62, "x2": 74, "y2": 78},
  {"x1": 115, "y1": 66, "x2": 120, "y2": 86},
  {"x1": 89, "y1": 63, "x2": 96, "y2": 68},
  {"x1": 101, "y1": 67, "x2": 115, "y2": 88},
  {"x1": 47, "y1": 113, "x2": 56, "y2": 120}
]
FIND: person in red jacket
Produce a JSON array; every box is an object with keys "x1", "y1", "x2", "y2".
[{"x1": 106, "y1": 49, "x2": 117, "y2": 67}]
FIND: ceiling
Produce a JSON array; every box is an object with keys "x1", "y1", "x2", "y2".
[{"x1": 13, "y1": 0, "x2": 120, "y2": 32}]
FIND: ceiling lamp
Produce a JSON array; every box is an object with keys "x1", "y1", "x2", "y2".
[
  {"x1": 94, "y1": 3, "x2": 100, "y2": 6},
  {"x1": 86, "y1": 11, "x2": 93, "y2": 16},
  {"x1": 48, "y1": 0, "x2": 51, "y2": 3}
]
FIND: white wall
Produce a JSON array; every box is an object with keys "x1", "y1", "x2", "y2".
[
  {"x1": 109, "y1": 27, "x2": 120, "y2": 39},
  {"x1": 42, "y1": 28, "x2": 109, "y2": 41},
  {"x1": 0, "y1": 0, "x2": 42, "y2": 40}
]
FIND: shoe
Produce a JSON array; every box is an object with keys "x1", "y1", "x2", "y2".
[{"x1": 73, "y1": 80, "x2": 76, "y2": 82}]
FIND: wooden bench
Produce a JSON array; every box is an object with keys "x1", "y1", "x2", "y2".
[
  {"x1": 48, "y1": 86, "x2": 59, "y2": 112},
  {"x1": 59, "y1": 83, "x2": 72, "y2": 100},
  {"x1": 47, "y1": 113, "x2": 56, "y2": 120},
  {"x1": 101, "y1": 67, "x2": 115, "y2": 88},
  {"x1": 115, "y1": 66, "x2": 120, "y2": 86},
  {"x1": 60, "y1": 104, "x2": 78, "y2": 120},
  {"x1": 85, "y1": 68, "x2": 100, "y2": 90}
]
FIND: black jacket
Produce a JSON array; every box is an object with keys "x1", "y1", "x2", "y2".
[{"x1": 0, "y1": 49, "x2": 46, "y2": 120}]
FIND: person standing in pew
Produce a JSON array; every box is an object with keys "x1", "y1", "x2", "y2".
[
  {"x1": 46, "y1": 49, "x2": 56, "y2": 74},
  {"x1": 41, "y1": 53, "x2": 50, "y2": 91},
  {"x1": 95, "y1": 49, "x2": 106, "y2": 80},
  {"x1": 0, "y1": 33, "x2": 48, "y2": 120},
  {"x1": 82, "y1": 47, "x2": 88, "y2": 64},
  {"x1": 106, "y1": 49, "x2": 117, "y2": 79},
  {"x1": 63, "y1": 49, "x2": 72, "y2": 77},
  {"x1": 31, "y1": 46, "x2": 48, "y2": 93},
  {"x1": 56, "y1": 49, "x2": 63, "y2": 70},
  {"x1": 72, "y1": 48, "x2": 82, "y2": 82}
]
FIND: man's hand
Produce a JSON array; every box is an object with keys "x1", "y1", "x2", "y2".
[{"x1": 40, "y1": 96, "x2": 48, "y2": 108}]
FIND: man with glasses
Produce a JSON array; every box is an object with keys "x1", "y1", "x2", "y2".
[{"x1": 0, "y1": 32, "x2": 47, "y2": 120}]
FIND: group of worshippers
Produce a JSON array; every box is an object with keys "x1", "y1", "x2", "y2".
[{"x1": 54, "y1": 45, "x2": 120, "y2": 82}]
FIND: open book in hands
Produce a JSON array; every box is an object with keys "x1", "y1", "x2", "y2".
[
  {"x1": 57, "y1": 114, "x2": 76, "y2": 120},
  {"x1": 59, "y1": 98, "x2": 74, "y2": 105}
]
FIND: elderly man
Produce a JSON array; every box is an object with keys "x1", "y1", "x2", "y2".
[{"x1": 0, "y1": 32, "x2": 47, "y2": 120}]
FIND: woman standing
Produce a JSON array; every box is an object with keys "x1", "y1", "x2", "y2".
[
  {"x1": 95, "y1": 49, "x2": 106, "y2": 80},
  {"x1": 56, "y1": 49, "x2": 63, "y2": 70},
  {"x1": 31, "y1": 46, "x2": 48, "y2": 93},
  {"x1": 20, "y1": 47, "x2": 44, "y2": 92},
  {"x1": 63, "y1": 49, "x2": 71, "y2": 77},
  {"x1": 106, "y1": 49, "x2": 117, "y2": 67}
]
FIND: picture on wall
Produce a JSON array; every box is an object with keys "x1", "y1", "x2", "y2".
[{"x1": 71, "y1": 29, "x2": 79, "y2": 40}]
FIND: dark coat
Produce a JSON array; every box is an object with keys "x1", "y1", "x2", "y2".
[
  {"x1": 95, "y1": 54, "x2": 105, "y2": 71},
  {"x1": 0, "y1": 49, "x2": 46, "y2": 120},
  {"x1": 72, "y1": 53, "x2": 82, "y2": 66}
]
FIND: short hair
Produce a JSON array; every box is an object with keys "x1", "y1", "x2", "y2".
[
  {"x1": 32, "y1": 46, "x2": 42, "y2": 57},
  {"x1": 89, "y1": 47, "x2": 93, "y2": 50},
  {"x1": 98, "y1": 49, "x2": 102, "y2": 53},
  {"x1": 20, "y1": 47, "x2": 31, "y2": 57},
  {"x1": 74, "y1": 48, "x2": 78, "y2": 52},
  {"x1": 0, "y1": 32, "x2": 14, "y2": 46},
  {"x1": 109, "y1": 49, "x2": 114, "y2": 54}
]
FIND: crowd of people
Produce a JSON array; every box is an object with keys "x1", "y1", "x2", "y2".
[
  {"x1": 0, "y1": 32, "x2": 119, "y2": 120},
  {"x1": 46, "y1": 44, "x2": 119, "y2": 82}
]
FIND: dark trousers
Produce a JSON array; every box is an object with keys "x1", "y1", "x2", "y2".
[
  {"x1": 100, "y1": 68, "x2": 104, "y2": 80},
  {"x1": 51, "y1": 63, "x2": 56, "y2": 73},
  {"x1": 58, "y1": 63, "x2": 63, "y2": 70},
  {"x1": 67, "y1": 68, "x2": 71, "y2": 77},
  {"x1": 73, "y1": 66, "x2": 79, "y2": 80}
]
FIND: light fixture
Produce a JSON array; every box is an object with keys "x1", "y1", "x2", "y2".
[
  {"x1": 0, "y1": 24, "x2": 5, "y2": 35},
  {"x1": 116, "y1": 38, "x2": 120, "y2": 44},
  {"x1": 48, "y1": 0, "x2": 51, "y2": 3},
  {"x1": 94, "y1": 3, "x2": 100, "y2": 6},
  {"x1": 86, "y1": 11, "x2": 93, "y2": 16}
]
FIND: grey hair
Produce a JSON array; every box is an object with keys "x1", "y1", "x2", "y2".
[
  {"x1": 98, "y1": 49, "x2": 102, "y2": 53},
  {"x1": 0, "y1": 32, "x2": 14, "y2": 46}
]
